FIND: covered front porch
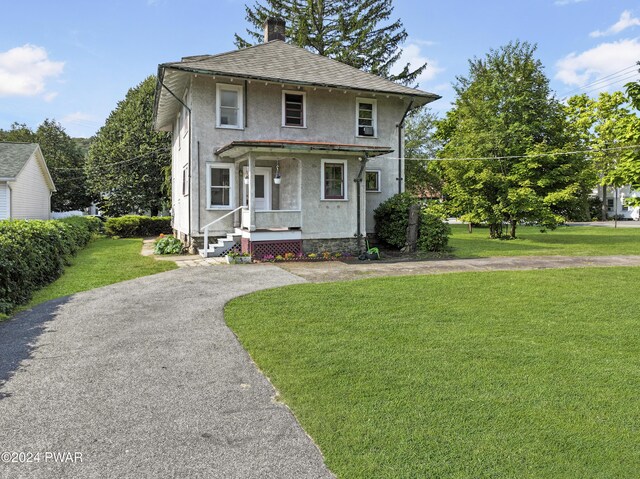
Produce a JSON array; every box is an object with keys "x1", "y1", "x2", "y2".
[{"x1": 200, "y1": 140, "x2": 392, "y2": 258}]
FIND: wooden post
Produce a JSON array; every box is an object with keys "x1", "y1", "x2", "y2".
[{"x1": 405, "y1": 204, "x2": 420, "y2": 253}]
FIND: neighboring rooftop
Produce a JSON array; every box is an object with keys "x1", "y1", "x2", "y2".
[
  {"x1": 0, "y1": 142, "x2": 39, "y2": 178},
  {"x1": 155, "y1": 40, "x2": 441, "y2": 130}
]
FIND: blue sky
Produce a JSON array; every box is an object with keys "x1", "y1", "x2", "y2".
[{"x1": 1, "y1": 0, "x2": 639, "y2": 138}]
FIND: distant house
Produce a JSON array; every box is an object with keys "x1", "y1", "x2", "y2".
[
  {"x1": 0, "y1": 142, "x2": 56, "y2": 220},
  {"x1": 153, "y1": 18, "x2": 440, "y2": 257},
  {"x1": 593, "y1": 185, "x2": 640, "y2": 221}
]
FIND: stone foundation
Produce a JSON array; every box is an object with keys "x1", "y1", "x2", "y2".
[{"x1": 302, "y1": 238, "x2": 360, "y2": 255}]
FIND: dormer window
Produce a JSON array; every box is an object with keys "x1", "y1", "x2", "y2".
[
  {"x1": 356, "y1": 98, "x2": 377, "y2": 137},
  {"x1": 282, "y1": 91, "x2": 306, "y2": 127},
  {"x1": 216, "y1": 84, "x2": 244, "y2": 129}
]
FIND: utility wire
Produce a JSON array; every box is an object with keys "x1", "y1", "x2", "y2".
[
  {"x1": 560, "y1": 64, "x2": 639, "y2": 98},
  {"x1": 49, "y1": 147, "x2": 170, "y2": 171},
  {"x1": 389, "y1": 144, "x2": 640, "y2": 162}
]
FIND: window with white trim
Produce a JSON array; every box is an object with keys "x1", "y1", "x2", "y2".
[
  {"x1": 356, "y1": 98, "x2": 377, "y2": 137},
  {"x1": 207, "y1": 164, "x2": 235, "y2": 208},
  {"x1": 365, "y1": 170, "x2": 381, "y2": 192},
  {"x1": 282, "y1": 91, "x2": 306, "y2": 127},
  {"x1": 321, "y1": 159, "x2": 348, "y2": 200},
  {"x1": 216, "y1": 84, "x2": 243, "y2": 129}
]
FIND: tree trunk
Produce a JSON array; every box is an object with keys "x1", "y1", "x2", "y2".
[
  {"x1": 150, "y1": 206, "x2": 159, "y2": 217},
  {"x1": 601, "y1": 185, "x2": 607, "y2": 221},
  {"x1": 489, "y1": 223, "x2": 502, "y2": 239},
  {"x1": 468, "y1": 222, "x2": 473, "y2": 234},
  {"x1": 510, "y1": 220, "x2": 517, "y2": 239},
  {"x1": 405, "y1": 204, "x2": 420, "y2": 253}
]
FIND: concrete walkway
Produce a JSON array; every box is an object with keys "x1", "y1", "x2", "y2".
[
  {"x1": 277, "y1": 254, "x2": 640, "y2": 283},
  {"x1": 0, "y1": 266, "x2": 333, "y2": 479}
]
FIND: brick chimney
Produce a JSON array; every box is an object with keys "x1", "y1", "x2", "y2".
[{"x1": 264, "y1": 17, "x2": 286, "y2": 42}]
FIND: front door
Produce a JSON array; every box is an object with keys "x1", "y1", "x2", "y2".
[{"x1": 243, "y1": 166, "x2": 272, "y2": 210}]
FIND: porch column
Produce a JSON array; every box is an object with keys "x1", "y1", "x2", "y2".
[
  {"x1": 248, "y1": 153, "x2": 256, "y2": 231},
  {"x1": 233, "y1": 160, "x2": 241, "y2": 228}
]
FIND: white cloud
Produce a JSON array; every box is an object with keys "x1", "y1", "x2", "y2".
[
  {"x1": 61, "y1": 111, "x2": 98, "y2": 125},
  {"x1": 555, "y1": 38, "x2": 640, "y2": 91},
  {"x1": 590, "y1": 10, "x2": 640, "y2": 38},
  {"x1": 554, "y1": 0, "x2": 587, "y2": 5},
  {"x1": 43, "y1": 92, "x2": 59, "y2": 102},
  {"x1": 0, "y1": 45, "x2": 64, "y2": 98},
  {"x1": 393, "y1": 42, "x2": 444, "y2": 87}
]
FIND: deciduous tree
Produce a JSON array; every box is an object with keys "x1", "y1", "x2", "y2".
[
  {"x1": 86, "y1": 76, "x2": 171, "y2": 216},
  {"x1": 403, "y1": 107, "x2": 443, "y2": 198},
  {"x1": 437, "y1": 41, "x2": 592, "y2": 238}
]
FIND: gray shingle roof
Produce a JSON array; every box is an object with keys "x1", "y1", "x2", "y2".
[
  {"x1": 0, "y1": 142, "x2": 38, "y2": 178},
  {"x1": 162, "y1": 40, "x2": 439, "y2": 100}
]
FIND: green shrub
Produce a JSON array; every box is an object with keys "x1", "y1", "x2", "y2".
[
  {"x1": 373, "y1": 193, "x2": 417, "y2": 248},
  {"x1": 0, "y1": 216, "x2": 100, "y2": 315},
  {"x1": 104, "y1": 215, "x2": 172, "y2": 238},
  {"x1": 418, "y1": 208, "x2": 451, "y2": 252},
  {"x1": 154, "y1": 235, "x2": 184, "y2": 255}
]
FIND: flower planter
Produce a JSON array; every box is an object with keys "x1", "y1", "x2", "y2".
[{"x1": 226, "y1": 255, "x2": 252, "y2": 264}]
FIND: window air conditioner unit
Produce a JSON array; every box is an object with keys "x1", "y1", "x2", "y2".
[{"x1": 361, "y1": 126, "x2": 374, "y2": 136}]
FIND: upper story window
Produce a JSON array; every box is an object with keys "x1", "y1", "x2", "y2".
[
  {"x1": 356, "y1": 98, "x2": 377, "y2": 137},
  {"x1": 216, "y1": 84, "x2": 244, "y2": 129},
  {"x1": 282, "y1": 91, "x2": 306, "y2": 127},
  {"x1": 207, "y1": 163, "x2": 235, "y2": 209},
  {"x1": 321, "y1": 159, "x2": 348, "y2": 201}
]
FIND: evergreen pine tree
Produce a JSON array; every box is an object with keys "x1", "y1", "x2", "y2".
[{"x1": 235, "y1": 0, "x2": 426, "y2": 85}]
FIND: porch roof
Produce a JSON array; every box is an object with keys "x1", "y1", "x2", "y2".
[{"x1": 216, "y1": 140, "x2": 394, "y2": 160}]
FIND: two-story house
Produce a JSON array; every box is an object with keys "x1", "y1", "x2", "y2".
[{"x1": 153, "y1": 18, "x2": 439, "y2": 257}]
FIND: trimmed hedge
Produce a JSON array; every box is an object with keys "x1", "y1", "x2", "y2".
[
  {"x1": 104, "y1": 215, "x2": 172, "y2": 238},
  {"x1": 0, "y1": 216, "x2": 102, "y2": 315}
]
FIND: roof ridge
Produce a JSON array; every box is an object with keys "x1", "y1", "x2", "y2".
[{"x1": 0, "y1": 141, "x2": 38, "y2": 146}]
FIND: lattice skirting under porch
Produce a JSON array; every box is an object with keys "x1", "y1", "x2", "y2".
[{"x1": 242, "y1": 239, "x2": 303, "y2": 260}]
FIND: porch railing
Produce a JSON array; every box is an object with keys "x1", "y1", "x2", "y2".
[
  {"x1": 241, "y1": 209, "x2": 302, "y2": 229},
  {"x1": 200, "y1": 206, "x2": 245, "y2": 252}
]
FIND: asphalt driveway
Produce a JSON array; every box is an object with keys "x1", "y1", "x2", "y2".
[{"x1": 0, "y1": 266, "x2": 333, "y2": 479}]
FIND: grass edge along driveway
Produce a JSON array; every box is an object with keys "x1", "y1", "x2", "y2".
[
  {"x1": 226, "y1": 267, "x2": 640, "y2": 479},
  {"x1": 21, "y1": 237, "x2": 176, "y2": 312}
]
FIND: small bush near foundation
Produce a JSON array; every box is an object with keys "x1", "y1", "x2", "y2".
[
  {"x1": 154, "y1": 235, "x2": 184, "y2": 255},
  {"x1": 373, "y1": 193, "x2": 417, "y2": 248},
  {"x1": 418, "y1": 209, "x2": 451, "y2": 252},
  {"x1": 104, "y1": 215, "x2": 172, "y2": 238}
]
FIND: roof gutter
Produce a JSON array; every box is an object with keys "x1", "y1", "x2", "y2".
[{"x1": 161, "y1": 65, "x2": 441, "y2": 103}]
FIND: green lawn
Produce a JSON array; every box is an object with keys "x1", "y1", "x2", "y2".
[
  {"x1": 23, "y1": 237, "x2": 176, "y2": 309},
  {"x1": 226, "y1": 268, "x2": 640, "y2": 478},
  {"x1": 449, "y1": 224, "x2": 640, "y2": 258}
]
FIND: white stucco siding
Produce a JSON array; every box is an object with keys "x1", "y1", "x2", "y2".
[
  {"x1": 10, "y1": 153, "x2": 51, "y2": 220},
  {"x1": 169, "y1": 85, "x2": 193, "y2": 237},
  {"x1": 188, "y1": 75, "x2": 407, "y2": 239},
  {"x1": 0, "y1": 182, "x2": 9, "y2": 220}
]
